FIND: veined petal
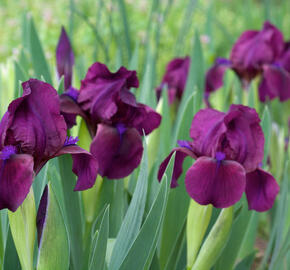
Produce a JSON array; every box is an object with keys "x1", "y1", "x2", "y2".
[
  {"x1": 185, "y1": 157, "x2": 246, "y2": 208},
  {"x1": 245, "y1": 168, "x2": 279, "y2": 212},
  {"x1": 3, "y1": 79, "x2": 67, "y2": 168},
  {"x1": 190, "y1": 108, "x2": 226, "y2": 157},
  {"x1": 90, "y1": 124, "x2": 143, "y2": 179},
  {"x1": 158, "y1": 145, "x2": 196, "y2": 188},
  {"x1": 0, "y1": 154, "x2": 34, "y2": 211},
  {"x1": 55, "y1": 145, "x2": 98, "y2": 191},
  {"x1": 78, "y1": 62, "x2": 139, "y2": 122}
]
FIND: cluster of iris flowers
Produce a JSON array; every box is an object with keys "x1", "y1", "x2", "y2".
[
  {"x1": 0, "y1": 21, "x2": 285, "y2": 215},
  {"x1": 0, "y1": 20, "x2": 288, "y2": 270}
]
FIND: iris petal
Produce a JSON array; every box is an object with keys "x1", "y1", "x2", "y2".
[
  {"x1": 185, "y1": 157, "x2": 246, "y2": 208},
  {"x1": 55, "y1": 145, "x2": 98, "y2": 191},
  {"x1": 90, "y1": 124, "x2": 143, "y2": 179},
  {"x1": 0, "y1": 154, "x2": 34, "y2": 211},
  {"x1": 158, "y1": 146, "x2": 196, "y2": 188},
  {"x1": 245, "y1": 168, "x2": 279, "y2": 212}
]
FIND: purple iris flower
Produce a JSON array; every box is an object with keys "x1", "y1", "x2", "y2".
[
  {"x1": 56, "y1": 27, "x2": 74, "y2": 90},
  {"x1": 0, "y1": 79, "x2": 98, "y2": 212},
  {"x1": 60, "y1": 62, "x2": 161, "y2": 179},
  {"x1": 56, "y1": 26, "x2": 81, "y2": 129},
  {"x1": 205, "y1": 21, "x2": 290, "y2": 103},
  {"x1": 158, "y1": 104, "x2": 279, "y2": 212},
  {"x1": 156, "y1": 56, "x2": 190, "y2": 104}
]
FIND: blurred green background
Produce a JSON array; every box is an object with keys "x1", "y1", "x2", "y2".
[{"x1": 0, "y1": 0, "x2": 289, "y2": 81}]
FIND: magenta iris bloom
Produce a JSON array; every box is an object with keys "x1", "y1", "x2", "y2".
[
  {"x1": 156, "y1": 56, "x2": 190, "y2": 104},
  {"x1": 205, "y1": 21, "x2": 290, "y2": 103},
  {"x1": 60, "y1": 62, "x2": 161, "y2": 179},
  {"x1": 0, "y1": 79, "x2": 98, "y2": 211},
  {"x1": 158, "y1": 104, "x2": 279, "y2": 212}
]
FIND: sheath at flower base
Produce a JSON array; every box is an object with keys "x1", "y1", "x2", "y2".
[
  {"x1": 156, "y1": 56, "x2": 190, "y2": 105},
  {"x1": 0, "y1": 79, "x2": 98, "y2": 212},
  {"x1": 60, "y1": 62, "x2": 161, "y2": 179},
  {"x1": 205, "y1": 21, "x2": 290, "y2": 103},
  {"x1": 158, "y1": 104, "x2": 279, "y2": 212}
]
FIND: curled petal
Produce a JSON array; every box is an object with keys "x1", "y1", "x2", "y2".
[
  {"x1": 158, "y1": 146, "x2": 196, "y2": 188},
  {"x1": 230, "y1": 22, "x2": 284, "y2": 80},
  {"x1": 3, "y1": 79, "x2": 67, "y2": 168},
  {"x1": 185, "y1": 157, "x2": 246, "y2": 208},
  {"x1": 0, "y1": 154, "x2": 34, "y2": 211},
  {"x1": 190, "y1": 108, "x2": 226, "y2": 157},
  {"x1": 259, "y1": 64, "x2": 290, "y2": 102},
  {"x1": 78, "y1": 62, "x2": 139, "y2": 122},
  {"x1": 224, "y1": 105, "x2": 264, "y2": 172},
  {"x1": 90, "y1": 124, "x2": 143, "y2": 179},
  {"x1": 56, "y1": 27, "x2": 74, "y2": 89},
  {"x1": 245, "y1": 168, "x2": 279, "y2": 212},
  {"x1": 55, "y1": 145, "x2": 98, "y2": 191},
  {"x1": 205, "y1": 58, "x2": 231, "y2": 95}
]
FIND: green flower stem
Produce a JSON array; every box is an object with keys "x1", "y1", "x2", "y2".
[{"x1": 191, "y1": 206, "x2": 233, "y2": 270}]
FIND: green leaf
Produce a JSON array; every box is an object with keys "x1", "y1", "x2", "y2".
[
  {"x1": 88, "y1": 206, "x2": 109, "y2": 270},
  {"x1": 192, "y1": 207, "x2": 233, "y2": 270},
  {"x1": 174, "y1": 0, "x2": 198, "y2": 55},
  {"x1": 119, "y1": 177, "x2": 169, "y2": 270},
  {"x1": 8, "y1": 189, "x2": 36, "y2": 270},
  {"x1": 29, "y1": 18, "x2": 52, "y2": 84},
  {"x1": 116, "y1": 0, "x2": 132, "y2": 61},
  {"x1": 58, "y1": 155, "x2": 83, "y2": 270},
  {"x1": 235, "y1": 251, "x2": 256, "y2": 270},
  {"x1": 261, "y1": 106, "x2": 271, "y2": 166},
  {"x1": 37, "y1": 183, "x2": 70, "y2": 270},
  {"x1": 109, "y1": 141, "x2": 149, "y2": 270},
  {"x1": 3, "y1": 229, "x2": 21, "y2": 270},
  {"x1": 14, "y1": 61, "x2": 27, "y2": 98},
  {"x1": 0, "y1": 210, "x2": 8, "y2": 269}
]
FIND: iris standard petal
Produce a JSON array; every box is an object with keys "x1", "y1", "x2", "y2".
[
  {"x1": 78, "y1": 62, "x2": 138, "y2": 122},
  {"x1": 5, "y1": 79, "x2": 67, "y2": 167},
  {"x1": 0, "y1": 154, "x2": 34, "y2": 211},
  {"x1": 230, "y1": 22, "x2": 284, "y2": 80},
  {"x1": 56, "y1": 27, "x2": 74, "y2": 90},
  {"x1": 158, "y1": 145, "x2": 196, "y2": 188},
  {"x1": 55, "y1": 145, "x2": 98, "y2": 191},
  {"x1": 224, "y1": 104, "x2": 265, "y2": 172},
  {"x1": 185, "y1": 157, "x2": 246, "y2": 208},
  {"x1": 90, "y1": 124, "x2": 143, "y2": 179},
  {"x1": 245, "y1": 168, "x2": 279, "y2": 212},
  {"x1": 190, "y1": 108, "x2": 226, "y2": 157}
]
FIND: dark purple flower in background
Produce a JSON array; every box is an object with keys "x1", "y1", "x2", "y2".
[
  {"x1": 156, "y1": 56, "x2": 190, "y2": 104},
  {"x1": 158, "y1": 104, "x2": 279, "y2": 212},
  {"x1": 205, "y1": 21, "x2": 289, "y2": 103},
  {"x1": 0, "y1": 79, "x2": 98, "y2": 211},
  {"x1": 56, "y1": 27, "x2": 74, "y2": 90},
  {"x1": 60, "y1": 62, "x2": 161, "y2": 179}
]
